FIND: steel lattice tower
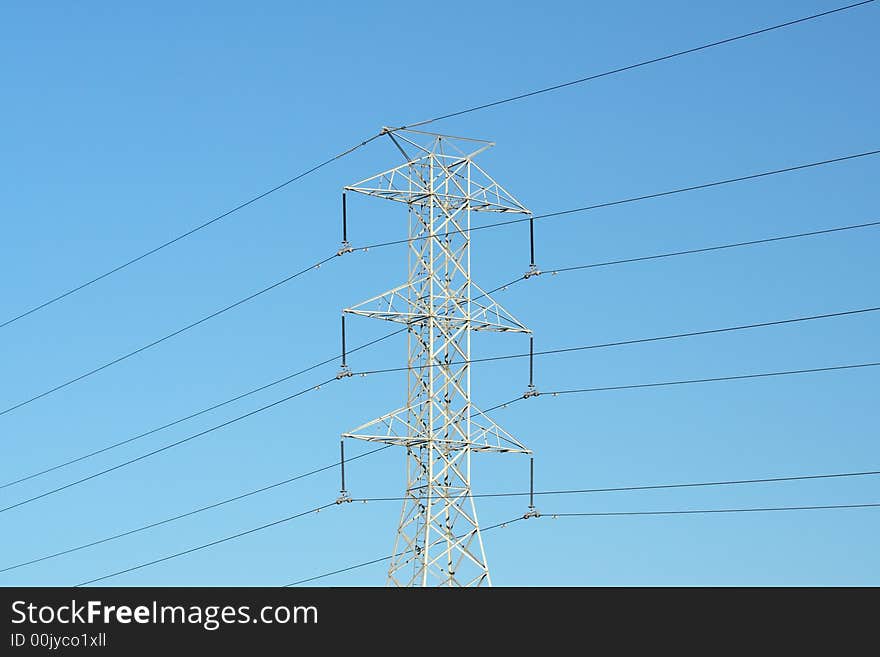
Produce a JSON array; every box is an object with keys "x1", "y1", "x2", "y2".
[{"x1": 342, "y1": 129, "x2": 532, "y2": 587}]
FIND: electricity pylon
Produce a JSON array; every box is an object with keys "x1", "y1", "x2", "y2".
[{"x1": 342, "y1": 129, "x2": 532, "y2": 587}]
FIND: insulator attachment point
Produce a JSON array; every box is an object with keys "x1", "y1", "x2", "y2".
[
  {"x1": 523, "y1": 509, "x2": 541, "y2": 520},
  {"x1": 335, "y1": 491, "x2": 352, "y2": 504},
  {"x1": 337, "y1": 241, "x2": 354, "y2": 256},
  {"x1": 523, "y1": 264, "x2": 542, "y2": 279},
  {"x1": 523, "y1": 385, "x2": 540, "y2": 399},
  {"x1": 336, "y1": 366, "x2": 353, "y2": 380}
]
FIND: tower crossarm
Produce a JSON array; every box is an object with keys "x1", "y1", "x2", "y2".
[
  {"x1": 343, "y1": 402, "x2": 531, "y2": 454},
  {"x1": 344, "y1": 280, "x2": 531, "y2": 332}
]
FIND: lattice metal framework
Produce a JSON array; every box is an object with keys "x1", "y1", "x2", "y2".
[{"x1": 343, "y1": 129, "x2": 532, "y2": 587}]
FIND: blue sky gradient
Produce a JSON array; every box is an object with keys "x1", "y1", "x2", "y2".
[{"x1": 1, "y1": 0, "x2": 877, "y2": 585}]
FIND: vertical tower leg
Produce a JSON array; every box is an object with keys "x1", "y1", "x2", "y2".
[{"x1": 386, "y1": 445, "x2": 489, "y2": 586}]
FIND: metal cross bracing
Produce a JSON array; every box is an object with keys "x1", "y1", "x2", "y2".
[{"x1": 341, "y1": 129, "x2": 533, "y2": 586}]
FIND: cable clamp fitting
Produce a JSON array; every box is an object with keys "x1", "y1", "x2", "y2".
[
  {"x1": 523, "y1": 509, "x2": 541, "y2": 520},
  {"x1": 336, "y1": 365, "x2": 353, "y2": 380},
  {"x1": 523, "y1": 264, "x2": 542, "y2": 279},
  {"x1": 337, "y1": 241, "x2": 354, "y2": 257},
  {"x1": 335, "y1": 491, "x2": 352, "y2": 505},
  {"x1": 523, "y1": 385, "x2": 541, "y2": 399}
]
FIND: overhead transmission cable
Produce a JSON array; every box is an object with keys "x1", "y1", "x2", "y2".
[
  {"x1": 481, "y1": 220, "x2": 880, "y2": 297},
  {"x1": 77, "y1": 512, "x2": 525, "y2": 586},
  {"x1": 285, "y1": 498, "x2": 880, "y2": 585},
  {"x1": 355, "y1": 149, "x2": 880, "y2": 251},
  {"x1": 13, "y1": 462, "x2": 880, "y2": 573},
  {"x1": 14, "y1": 356, "x2": 875, "y2": 524},
  {"x1": 11, "y1": 459, "x2": 879, "y2": 576},
  {"x1": 8, "y1": 0, "x2": 877, "y2": 585},
  {"x1": 3, "y1": 148, "x2": 875, "y2": 421},
  {"x1": 0, "y1": 446, "x2": 391, "y2": 574},
  {"x1": 394, "y1": 1, "x2": 877, "y2": 129},
  {"x1": 284, "y1": 516, "x2": 526, "y2": 586},
  {"x1": 8, "y1": 304, "x2": 876, "y2": 500},
  {"x1": 0, "y1": 134, "x2": 383, "y2": 331},
  {"x1": 64, "y1": 467, "x2": 880, "y2": 585},
  {"x1": 0, "y1": 328, "x2": 404, "y2": 490},
  {"x1": 356, "y1": 306, "x2": 880, "y2": 377},
  {"x1": 352, "y1": 148, "x2": 880, "y2": 251},
  {"x1": 354, "y1": 468, "x2": 880, "y2": 503},
  {"x1": 0, "y1": 376, "x2": 338, "y2": 515},
  {"x1": 74, "y1": 502, "x2": 340, "y2": 587},
  {"x1": 7, "y1": 302, "x2": 875, "y2": 492},
  {"x1": 538, "y1": 362, "x2": 880, "y2": 397},
  {"x1": 541, "y1": 503, "x2": 880, "y2": 519},
  {"x1": 6, "y1": 2, "x2": 874, "y2": 332},
  {"x1": 481, "y1": 362, "x2": 880, "y2": 414},
  {"x1": 0, "y1": 254, "x2": 338, "y2": 419}
]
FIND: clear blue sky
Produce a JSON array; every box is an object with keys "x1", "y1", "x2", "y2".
[{"x1": 1, "y1": 0, "x2": 877, "y2": 586}]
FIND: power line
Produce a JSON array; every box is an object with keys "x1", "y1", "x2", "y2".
[
  {"x1": 13, "y1": 449, "x2": 874, "y2": 575},
  {"x1": 1, "y1": 328, "x2": 404, "y2": 490},
  {"x1": 8, "y1": 1, "x2": 876, "y2": 588},
  {"x1": 356, "y1": 468, "x2": 880, "y2": 503},
  {"x1": 285, "y1": 554, "x2": 395, "y2": 587},
  {"x1": 8, "y1": 149, "x2": 873, "y2": 421},
  {"x1": 74, "y1": 502, "x2": 339, "y2": 587},
  {"x1": 494, "y1": 308, "x2": 880, "y2": 365},
  {"x1": 481, "y1": 361, "x2": 880, "y2": 413},
  {"x1": 15, "y1": 267, "x2": 872, "y2": 515},
  {"x1": 551, "y1": 221, "x2": 880, "y2": 274},
  {"x1": 356, "y1": 306, "x2": 880, "y2": 376},
  {"x1": 283, "y1": 500, "x2": 880, "y2": 585},
  {"x1": 0, "y1": 446, "x2": 390, "y2": 574},
  {"x1": 396, "y1": 1, "x2": 876, "y2": 129},
  {"x1": 531, "y1": 151, "x2": 880, "y2": 222},
  {"x1": 9, "y1": 218, "x2": 873, "y2": 488},
  {"x1": 66, "y1": 490, "x2": 880, "y2": 586},
  {"x1": 0, "y1": 134, "x2": 382, "y2": 331},
  {"x1": 483, "y1": 219, "x2": 880, "y2": 297},
  {"x1": 542, "y1": 362, "x2": 880, "y2": 396},
  {"x1": 357, "y1": 150, "x2": 880, "y2": 251},
  {"x1": 284, "y1": 516, "x2": 527, "y2": 587},
  {"x1": 544, "y1": 503, "x2": 880, "y2": 518},
  {"x1": 6, "y1": 2, "x2": 873, "y2": 331},
  {"x1": 0, "y1": 376, "x2": 338, "y2": 515},
  {"x1": 0, "y1": 254, "x2": 338, "y2": 419}
]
